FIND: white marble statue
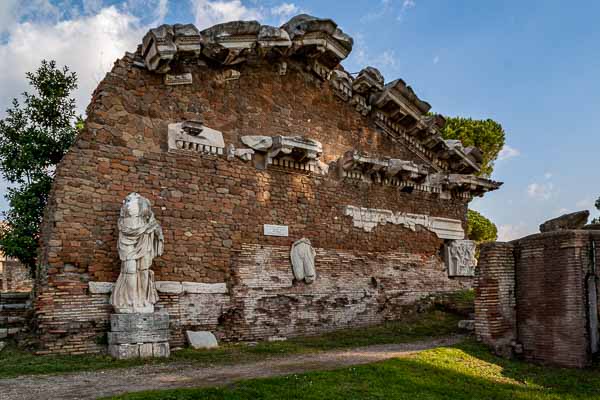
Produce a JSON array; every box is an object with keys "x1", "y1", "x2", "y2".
[
  {"x1": 290, "y1": 238, "x2": 316, "y2": 284},
  {"x1": 110, "y1": 193, "x2": 164, "y2": 314}
]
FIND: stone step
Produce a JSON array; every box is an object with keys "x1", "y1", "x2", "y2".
[
  {"x1": 0, "y1": 302, "x2": 31, "y2": 310},
  {"x1": 0, "y1": 292, "x2": 31, "y2": 303}
]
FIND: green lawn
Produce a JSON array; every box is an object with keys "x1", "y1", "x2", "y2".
[
  {"x1": 108, "y1": 341, "x2": 600, "y2": 400},
  {"x1": 0, "y1": 310, "x2": 460, "y2": 379}
]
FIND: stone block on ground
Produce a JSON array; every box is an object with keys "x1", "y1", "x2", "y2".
[
  {"x1": 458, "y1": 319, "x2": 475, "y2": 331},
  {"x1": 108, "y1": 312, "x2": 171, "y2": 359},
  {"x1": 186, "y1": 331, "x2": 218, "y2": 349},
  {"x1": 108, "y1": 342, "x2": 170, "y2": 359}
]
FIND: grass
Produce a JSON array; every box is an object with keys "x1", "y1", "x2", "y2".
[
  {"x1": 107, "y1": 340, "x2": 600, "y2": 400},
  {"x1": 0, "y1": 310, "x2": 460, "y2": 379}
]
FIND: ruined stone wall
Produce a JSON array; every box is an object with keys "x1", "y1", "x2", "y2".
[
  {"x1": 0, "y1": 258, "x2": 32, "y2": 293},
  {"x1": 476, "y1": 231, "x2": 600, "y2": 368},
  {"x1": 35, "y1": 56, "x2": 472, "y2": 354},
  {"x1": 474, "y1": 242, "x2": 516, "y2": 356},
  {"x1": 515, "y1": 231, "x2": 596, "y2": 368}
]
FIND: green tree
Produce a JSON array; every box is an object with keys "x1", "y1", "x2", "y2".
[
  {"x1": 439, "y1": 116, "x2": 506, "y2": 177},
  {"x1": 467, "y1": 209, "x2": 498, "y2": 244},
  {"x1": 0, "y1": 60, "x2": 80, "y2": 272},
  {"x1": 593, "y1": 196, "x2": 600, "y2": 224}
]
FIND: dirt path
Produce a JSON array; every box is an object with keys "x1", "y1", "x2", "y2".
[{"x1": 0, "y1": 336, "x2": 463, "y2": 400}]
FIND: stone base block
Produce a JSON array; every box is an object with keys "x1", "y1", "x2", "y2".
[
  {"x1": 108, "y1": 329, "x2": 168, "y2": 344},
  {"x1": 111, "y1": 312, "x2": 169, "y2": 331},
  {"x1": 108, "y1": 342, "x2": 170, "y2": 360},
  {"x1": 108, "y1": 312, "x2": 171, "y2": 359}
]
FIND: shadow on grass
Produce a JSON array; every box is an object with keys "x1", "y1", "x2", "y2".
[
  {"x1": 107, "y1": 341, "x2": 600, "y2": 400},
  {"x1": 455, "y1": 341, "x2": 600, "y2": 397}
]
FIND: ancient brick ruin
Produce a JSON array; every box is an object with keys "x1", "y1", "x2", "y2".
[
  {"x1": 34, "y1": 15, "x2": 500, "y2": 355},
  {"x1": 476, "y1": 213, "x2": 600, "y2": 368}
]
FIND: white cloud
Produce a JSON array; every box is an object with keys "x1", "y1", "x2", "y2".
[
  {"x1": 0, "y1": 0, "x2": 61, "y2": 37},
  {"x1": 544, "y1": 172, "x2": 552, "y2": 179},
  {"x1": 190, "y1": 0, "x2": 262, "y2": 29},
  {"x1": 397, "y1": 0, "x2": 416, "y2": 22},
  {"x1": 497, "y1": 144, "x2": 520, "y2": 161},
  {"x1": 270, "y1": 3, "x2": 299, "y2": 23},
  {"x1": 0, "y1": 5, "x2": 166, "y2": 117},
  {"x1": 497, "y1": 223, "x2": 532, "y2": 242},
  {"x1": 433, "y1": 55, "x2": 439, "y2": 64},
  {"x1": 360, "y1": 0, "x2": 392, "y2": 23},
  {"x1": 346, "y1": 31, "x2": 398, "y2": 74},
  {"x1": 402, "y1": 0, "x2": 416, "y2": 10},
  {"x1": 527, "y1": 182, "x2": 554, "y2": 200},
  {"x1": 189, "y1": 0, "x2": 302, "y2": 29}
]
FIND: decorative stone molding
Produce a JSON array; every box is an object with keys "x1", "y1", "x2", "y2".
[
  {"x1": 329, "y1": 70, "x2": 353, "y2": 101},
  {"x1": 164, "y1": 72, "x2": 192, "y2": 86},
  {"x1": 338, "y1": 151, "x2": 429, "y2": 185},
  {"x1": 89, "y1": 281, "x2": 228, "y2": 295},
  {"x1": 257, "y1": 25, "x2": 292, "y2": 56},
  {"x1": 427, "y1": 173, "x2": 503, "y2": 197},
  {"x1": 88, "y1": 281, "x2": 114, "y2": 294},
  {"x1": 141, "y1": 24, "x2": 201, "y2": 73},
  {"x1": 269, "y1": 136, "x2": 322, "y2": 161},
  {"x1": 373, "y1": 79, "x2": 431, "y2": 125},
  {"x1": 290, "y1": 238, "x2": 316, "y2": 283},
  {"x1": 240, "y1": 135, "x2": 325, "y2": 173},
  {"x1": 155, "y1": 281, "x2": 183, "y2": 294},
  {"x1": 168, "y1": 120, "x2": 225, "y2": 155},
  {"x1": 201, "y1": 21, "x2": 261, "y2": 65},
  {"x1": 344, "y1": 205, "x2": 464, "y2": 239},
  {"x1": 445, "y1": 240, "x2": 477, "y2": 277},
  {"x1": 352, "y1": 67, "x2": 384, "y2": 95},
  {"x1": 182, "y1": 282, "x2": 228, "y2": 294},
  {"x1": 226, "y1": 144, "x2": 254, "y2": 162},
  {"x1": 282, "y1": 14, "x2": 353, "y2": 69}
]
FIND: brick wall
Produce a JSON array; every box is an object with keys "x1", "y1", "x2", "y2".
[
  {"x1": 476, "y1": 231, "x2": 600, "y2": 368},
  {"x1": 35, "y1": 56, "x2": 474, "y2": 354},
  {"x1": 475, "y1": 242, "x2": 516, "y2": 356},
  {"x1": 0, "y1": 258, "x2": 32, "y2": 293}
]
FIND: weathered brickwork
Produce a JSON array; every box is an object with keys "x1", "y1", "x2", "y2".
[
  {"x1": 34, "y1": 31, "x2": 485, "y2": 354},
  {"x1": 476, "y1": 230, "x2": 600, "y2": 368},
  {"x1": 0, "y1": 257, "x2": 32, "y2": 293},
  {"x1": 475, "y1": 242, "x2": 516, "y2": 356}
]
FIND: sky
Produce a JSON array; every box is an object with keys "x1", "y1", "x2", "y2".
[{"x1": 0, "y1": 0, "x2": 598, "y2": 240}]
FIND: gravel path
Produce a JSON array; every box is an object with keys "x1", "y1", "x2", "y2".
[{"x1": 0, "y1": 335, "x2": 463, "y2": 400}]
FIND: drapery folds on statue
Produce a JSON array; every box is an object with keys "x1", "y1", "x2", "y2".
[{"x1": 110, "y1": 193, "x2": 164, "y2": 314}]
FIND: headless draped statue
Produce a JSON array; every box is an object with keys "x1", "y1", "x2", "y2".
[
  {"x1": 290, "y1": 238, "x2": 316, "y2": 284},
  {"x1": 110, "y1": 193, "x2": 164, "y2": 314}
]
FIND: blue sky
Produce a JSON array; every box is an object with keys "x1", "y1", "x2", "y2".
[{"x1": 0, "y1": 0, "x2": 599, "y2": 240}]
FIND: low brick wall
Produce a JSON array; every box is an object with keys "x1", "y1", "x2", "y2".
[{"x1": 476, "y1": 230, "x2": 600, "y2": 368}]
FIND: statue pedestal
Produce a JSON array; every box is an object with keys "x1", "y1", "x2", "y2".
[{"x1": 107, "y1": 312, "x2": 170, "y2": 359}]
